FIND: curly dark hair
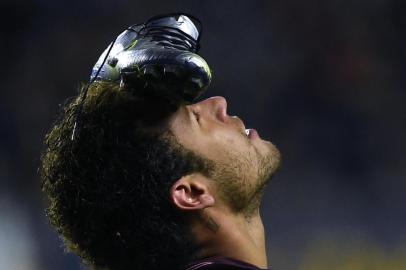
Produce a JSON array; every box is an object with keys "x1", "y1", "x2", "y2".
[{"x1": 39, "y1": 82, "x2": 215, "y2": 270}]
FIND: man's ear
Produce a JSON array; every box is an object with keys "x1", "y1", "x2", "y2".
[{"x1": 170, "y1": 174, "x2": 215, "y2": 211}]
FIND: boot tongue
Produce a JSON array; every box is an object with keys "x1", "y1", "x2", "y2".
[
  {"x1": 146, "y1": 15, "x2": 199, "y2": 40},
  {"x1": 176, "y1": 15, "x2": 199, "y2": 40}
]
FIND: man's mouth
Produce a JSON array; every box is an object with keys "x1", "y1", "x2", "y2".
[{"x1": 245, "y1": 128, "x2": 259, "y2": 139}]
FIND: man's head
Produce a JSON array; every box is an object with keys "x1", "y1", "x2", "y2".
[
  {"x1": 40, "y1": 82, "x2": 280, "y2": 270},
  {"x1": 168, "y1": 96, "x2": 281, "y2": 219}
]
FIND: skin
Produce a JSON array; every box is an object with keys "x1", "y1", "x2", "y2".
[{"x1": 168, "y1": 96, "x2": 281, "y2": 269}]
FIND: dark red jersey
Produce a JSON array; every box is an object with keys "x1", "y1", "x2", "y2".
[{"x1": 184, "y1": 257, "x2": 270, "y2": 270}]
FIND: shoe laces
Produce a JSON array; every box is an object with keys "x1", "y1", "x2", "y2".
[
  {"x1": 128, "y1": 13, "x2": 202, "y2": 53},
  {"x1": 142, "y1": 26, "x2": 198, "y2": 52}
]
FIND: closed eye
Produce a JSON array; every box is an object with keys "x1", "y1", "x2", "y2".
[{"x1": 192, "y1": 111, "x2": 200, "y2": 122}]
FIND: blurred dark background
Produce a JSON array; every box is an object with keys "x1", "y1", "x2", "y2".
[{"x1": 1, "y1": 0, "x2": 405, "y2": 269}]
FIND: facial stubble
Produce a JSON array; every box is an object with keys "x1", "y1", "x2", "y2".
[{"x1": 210, "y1": 141, "x2": 281, "y2": 219}]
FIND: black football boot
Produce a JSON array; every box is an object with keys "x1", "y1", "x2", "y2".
[{"x1": 90, "y1": 13, "x2": 212, "y2": 104}]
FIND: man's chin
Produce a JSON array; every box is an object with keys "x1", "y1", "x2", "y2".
[
  {"x1": 270, "y1": 146, "x2": 282, "y2": 174},
  {"x1": 260, "y1": 141, "x2": 281, "y2": 179}
]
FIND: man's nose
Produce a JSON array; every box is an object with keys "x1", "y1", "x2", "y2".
[{"x1": 195, "y1": 96, "x2": 228, "y2": 122}]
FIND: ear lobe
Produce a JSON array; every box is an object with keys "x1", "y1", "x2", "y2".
[{"x1": 170, "y1": 175, "x2": 215, "y2": 211}]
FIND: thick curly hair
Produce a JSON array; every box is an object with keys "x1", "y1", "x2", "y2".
[{"x1": 40, "y1": 82, "x2": 215, "y2": 270}]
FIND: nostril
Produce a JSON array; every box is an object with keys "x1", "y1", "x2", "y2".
[
  {"x1": 217, "y1": 109, "x2": 227, "y2": 123},
  {"x1": 218, "y1": 110, "x2": 228, "y2": 123}
]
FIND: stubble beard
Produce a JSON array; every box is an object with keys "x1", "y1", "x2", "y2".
[{"x1": 210, "y1": 142, "x2": 281, "y2": 219}]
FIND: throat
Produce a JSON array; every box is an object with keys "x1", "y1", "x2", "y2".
[{"x1": 193, "y1": 210, "x2": 268, "y2": 269}]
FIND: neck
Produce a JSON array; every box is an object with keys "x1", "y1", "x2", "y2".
[{"x1": 191, "y1": 207, "x2": 268, "y2": 269}]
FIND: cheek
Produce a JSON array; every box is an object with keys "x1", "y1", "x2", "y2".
[
  {"x1": 208, "y1": 130, "x2": 250, "y2": 158},
  {"x1": 211, "y1": 128, "x2": 245, "y2": 145}
]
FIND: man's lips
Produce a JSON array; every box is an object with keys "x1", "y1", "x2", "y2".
[
  {"x1": 230, "y1": 115, "x2": 259, "y2": 140},
  {"x1": 246, "y1": 128, "x2": 259, "y2": 139}
]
